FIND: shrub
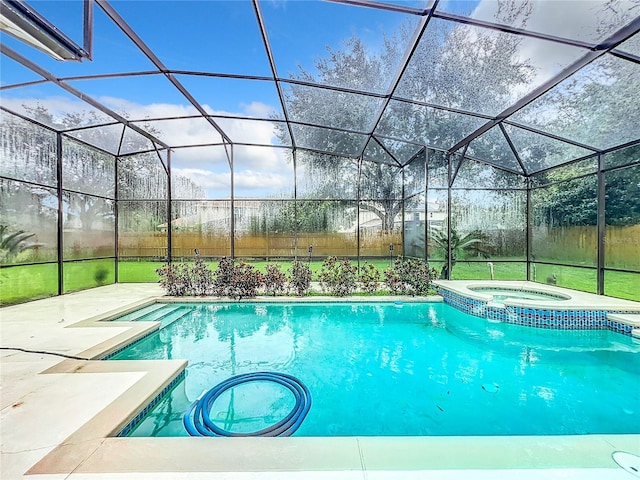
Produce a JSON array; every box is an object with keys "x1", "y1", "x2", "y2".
[
  {"x1": 407, "y1": 258, "x2": 438, "y2": 296},
  {"x1": 383, "y1": 264, "x2": 405, "y2": 295},
  {"x1": 156, "y1": 252, "x2": 215, "y2": 297},
  {"x1": 190, "y1": 253, "x2": 214, "y2": 296},
  {"x1": 94, "y1": 267, "x2": 109, "y2": 285},
  {"x1": 157, "y1": 262, "x2": 190, "y2": 296},
  {"x1": 212, "y1": 257, "x2": 235, "y2": 297},
  {"x1": 288, "y1": 260, "x2": 311, "y2": 296},
  {"x1": 210, "y1": 257, "x2": 264, "y2": 299},
  {"x1": 229, "y1": 262, "x2": 264, "y2": 299},
  {"x1": 384, "y1": 258, "x2": 437, "y2": 296},
  {"x1": 318, "y1": 256, "x2": 357, "y2": 297},
  {"x1": 264, "y1": 264, "x2": 287, "y2": 296},
  {"x1": 358, "y1": 262, "x2": 381, "y2": 294}
]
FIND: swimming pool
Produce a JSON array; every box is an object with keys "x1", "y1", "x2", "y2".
[{"x1": 109, "y1": 301, "x2": 640, "y2": 438}]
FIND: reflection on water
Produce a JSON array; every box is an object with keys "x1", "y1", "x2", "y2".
[{"x1": 112, "y1": 302, "x2": 640, "y2": 437}]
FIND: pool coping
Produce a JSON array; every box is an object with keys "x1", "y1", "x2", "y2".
[{"x1": 3, "y1": 284, "x2": 639, "y2": 479}]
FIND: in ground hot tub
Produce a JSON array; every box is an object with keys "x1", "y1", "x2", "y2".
[{"x1": 468, "y1": 286, "x2": 571, "y2": 303}]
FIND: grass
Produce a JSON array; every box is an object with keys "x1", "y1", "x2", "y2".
[
  {"x1": 107, "y1": 258, "x2": 640, "y2": 302},
  {"x1": 118, "y1": 261, "x2": 165, "y2": 282},
  {"x1": 0, "y1": 263, "x2": 58, "y2": 306},
  {"x1": 0, "y1": 258, "x2": 117, "y2": 305},
  {"x1": 1, "y1": 258, "x2": 638, "y2": 305}
]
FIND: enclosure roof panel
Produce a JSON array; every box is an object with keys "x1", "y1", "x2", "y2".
[
  {"x1": 375, "y1": 136, "x2": 424, "y2": 165},
  {"x1": 375, "y1": 99, "x2": 489, "y2": 151},
  {"x1": 1, "y1": 1, "x2": 161, "y2": 77},
  {"x1": 362, "y1": 137, "x2": 400, "y2": 166},
  {"x1": 617, "y1": 32, "x2": 640, "y2": 56},
  {"x1": 175, "y1": 74, "x2": 286, "y2": 121},
  {"x1": 508, "y1": 54, "x2": 640, "y2": 151},
  {"x1": 394, "y1": 16, "x2": 588, "y2": 117},
  {"x1": 260, "y1": 0, "x2": 421, "y2": 94},
  {"x1": 130, "y1": 117, "x2": 224, "y2": 149},
  {"x1": 66, "y1": 73, "x2": 200, "y2": 121},
  {"x1": 434, "y1": 0, "x2": 640, "y2": 45},
  {"x1": 1, "y1": 0, "x2": 639, "y2": 172},
  {"x1": 111, "y1": 0, "x2": 273, "y2": 76},
  {"x1": 468, "y1": 125, "x2": 524, "y2": 174}
]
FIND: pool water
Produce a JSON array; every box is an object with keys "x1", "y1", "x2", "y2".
[
  {"x1": 110, "y1": 302, "x2": 640, "y2": 437},
  {"x1": 468, "y1": 287, "x2": 568, "y2": 302}
]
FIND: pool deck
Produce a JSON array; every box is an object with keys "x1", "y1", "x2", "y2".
[{"x1": 1, "y1": 283, "x2": 639, "y2": 479}]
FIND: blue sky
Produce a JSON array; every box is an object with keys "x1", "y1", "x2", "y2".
[
  {"x1": 0, "y1": 0, "x2": 421, "y2": 198},
  {"x1": 1, "y1": 1, "x2": 416, "y2": 100}
]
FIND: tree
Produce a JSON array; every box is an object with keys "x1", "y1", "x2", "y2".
[
  {"x1": 429, "y1": 227, "x2": 492, "y2": 279},
  {"x1": 250, "y1": 200, "x2": 355, "y2": 235},
  {"x1": 605, "y1": 163, "x2": 640, "y2": 226},
  {"x1": 275, "y1": 9, "x2": 535, "y2": 233},
  {"x1": 533, "y1": 162, "x2": 640, "y2": 228},
  {"x1": 0, "y1": 224, "x2": 43, "y2": 264},
  {"x1": 10, "y1": 106, "x2": 205, "y2": 235}
]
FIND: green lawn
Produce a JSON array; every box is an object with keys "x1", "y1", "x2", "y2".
[
  {"x1": 0, "y1": 258, "x2": 117, "y2": 306},
  {"x1": 0, "y1": 263, "x2": 58, "y2": 306},
  {"x1": 118, "y1": 261, "x2": 166, "y2": 282},
  {"x1": 1, "y1": 258, "x2": 638, "y2": 305}
]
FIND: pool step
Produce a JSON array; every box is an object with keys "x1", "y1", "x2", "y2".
[
  {"x1": 134, "y1": 305, "x2": 185, "y2": 323},
  {"x1": 113, "y1": 303, "x2": 168, "y2": 322},
  {"x1": 157, "y1": 307, "x2": 192, "y2": 329}
]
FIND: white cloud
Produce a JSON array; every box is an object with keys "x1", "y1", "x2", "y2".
[
  {"x1": 99, "y1": 96, "x2": 199, "y2": 119},
  {"x1": 212, "y1": 116, "x2": 280, "y2": 146},
  {"x1": 234, "y1": 144, "x2": 291, "y2": 170},
  {"x1": 172, "y1": 167, "x2": 230, "y2": 195},
  {"x1": 173, "y1": 166, "x2": 293, "y2": 198},
  {"x1": 171, "y1": 145, "x2": 230, "y2": 168},
  {"x1": 234, "y1": 169, "x2": 294, "y2": 197},
  {"x1": 240, "y1": 101, "x2": 279, "y2": 118}
]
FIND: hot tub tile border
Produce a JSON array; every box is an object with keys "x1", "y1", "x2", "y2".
[{"x1": 438, "y1": 287, "x2": 637, "y2": 336}]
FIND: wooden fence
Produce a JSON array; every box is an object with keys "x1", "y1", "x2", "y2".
[
  {"x1": 118, "y1": 231, "x2": 403, "y2": 259},
  {"x1": 117, "y1": 226, "x2": 638, "y2": 267},
  {"x1": 532, "y1": 224, "x2": 640, "y2": 269}
]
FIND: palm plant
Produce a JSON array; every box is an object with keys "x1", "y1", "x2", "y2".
[
  {"x1": 0, "y1": 225, "x2": 43, "y2": 264},
  {"x1": 429, "y1": 227, "x2": 491, "y2": 279}
]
